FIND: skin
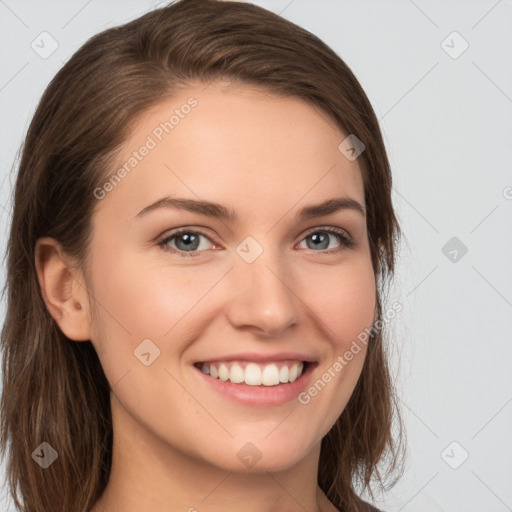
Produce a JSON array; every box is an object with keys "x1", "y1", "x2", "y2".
[{"x1": 35, "y1": 80, "x2": 376, "y2": 512}]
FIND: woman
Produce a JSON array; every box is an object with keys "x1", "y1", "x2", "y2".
[{"x1": 0, "y1": 1, "x2": 405, "y2": 511}]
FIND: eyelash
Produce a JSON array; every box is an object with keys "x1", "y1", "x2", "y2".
[{"x1": 157, "y1": 226, "x2": 355, "y2": 258}]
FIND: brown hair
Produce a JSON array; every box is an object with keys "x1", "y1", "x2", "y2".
[{"x1": 0, "y1": 1, "x2": 405, "y2": 511}]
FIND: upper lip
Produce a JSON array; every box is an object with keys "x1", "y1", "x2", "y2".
[{"x1": 195, "y1": 351, "x2": 317, "y2": 364}]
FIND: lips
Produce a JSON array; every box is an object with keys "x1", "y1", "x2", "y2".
[{"x1": 193, "y1": 356, "x2": 317, "y2": 406}]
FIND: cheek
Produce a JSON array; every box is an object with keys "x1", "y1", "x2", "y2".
[
  {"x1": 297, "y1": 261, "x2": 375, "y2": 428},
  {"x1": 304, "y1": 258, "x2": 376, "y2": 346},
  {"x1": 89, "y1": 248, "x2": 218, "y2": 340}
]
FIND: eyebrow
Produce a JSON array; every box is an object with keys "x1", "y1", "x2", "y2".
[{"x1": 135, "y1": 196, "x2": 366, "y2": 221}]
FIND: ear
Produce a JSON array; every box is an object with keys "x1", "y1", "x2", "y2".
[{"x1": 34, "y1": 237, "x2": 92, "y2": 341}]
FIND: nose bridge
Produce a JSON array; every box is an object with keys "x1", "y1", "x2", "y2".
[{"x1": 226, "y1": 240, "x2": 299, "y2": 335}]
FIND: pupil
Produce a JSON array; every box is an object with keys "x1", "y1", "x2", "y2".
[
  {"x1": 177, "y1": 233, "x2": 199, "y2": 251},
  {"x1": 310, "y1": 232, "x2": 328, "y2": 250}
]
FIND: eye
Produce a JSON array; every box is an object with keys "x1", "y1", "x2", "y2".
[
  {"x1": 297, "y1": 227, "x2": 355, "y2": 254},
  {"x1": 158, "y1": 228, "x2": 215, "y2": 257},
  {"x1": 157, "y1": 226, "x2": 355, "y2": 257}
]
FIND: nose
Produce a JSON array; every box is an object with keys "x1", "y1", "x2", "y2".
[{"x1": 225, "y1": 251, "x2": 299, "y2": 337}]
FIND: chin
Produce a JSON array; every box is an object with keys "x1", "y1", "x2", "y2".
[{"x1": 197, "y1": 435, "x2": 316, "y2": 474}]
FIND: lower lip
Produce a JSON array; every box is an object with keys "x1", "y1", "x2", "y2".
[{"x1": 193, "y1": 363, "x2": 316, "y2": 406}]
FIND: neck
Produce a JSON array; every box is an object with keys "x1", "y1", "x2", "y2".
[{"x1": 90, "y1": 394, "x2": 338, "y2": 512}]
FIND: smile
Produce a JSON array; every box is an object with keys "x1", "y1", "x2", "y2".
[{"x1": 194, "y1": 360, "x2": 306, "y2": 386}]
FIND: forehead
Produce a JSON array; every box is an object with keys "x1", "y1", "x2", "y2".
[{"x1": 94, "y1": 80, "x2": 365, "y2": 222}]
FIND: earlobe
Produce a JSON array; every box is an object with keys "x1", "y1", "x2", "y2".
[{"x1": 34, "y1": 237, "x2": 91, "y2": 342}]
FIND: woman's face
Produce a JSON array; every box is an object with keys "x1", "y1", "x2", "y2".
[{"x1": 85, "y1": 80, "x2": 376, "y2": 472}]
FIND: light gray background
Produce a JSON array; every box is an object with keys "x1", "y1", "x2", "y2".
[{"x1": 1, "y1": 1, "x2": 511, "y2": 511}]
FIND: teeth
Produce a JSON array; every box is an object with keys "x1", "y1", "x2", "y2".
[
  {"x1": 245, "y1": 363, "x2": 262, "y2": 385},
  {"x1": 262, "y1": 364, "x2": 280, "y2": 386},
  {"x1": 218, "y1": 363, "x2": 229, "y2": 381},
  {"x1": 197, "y1": 360, "x2": 305, "y2": 386},
  {"x1": 279, "y1": 365, "x2": 289, "y2": 383},
  {"x1": 230, "y1": 363, "x2": 244, "y2": 384}
]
